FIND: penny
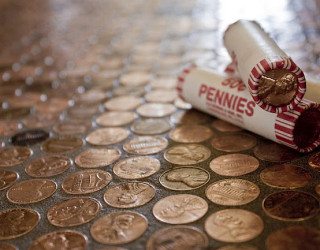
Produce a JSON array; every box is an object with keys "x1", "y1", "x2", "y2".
[
  {"x1": 120, "y1": 71, "x2": 152, "y2": 86},
  {"x1": 263, "y1": 190, "x2": 320, "y2": 221},
  {"x1": 0, "y1": 146, "x2": 32, "y2": 168},
  {"x1": 113, "y1": 85, "x2": 145, "y2": 97},
  {"x1": 123, "y1": 136, "x2": 168, "y2": 155},
  {"x1": 170, "y1": 110, "x2": 211, "y2": 125},
  {"x1": 68, "y1": 105, "x2": 99, "y2": 119},
  {"x1": 35, "y1": 97, "x2": 70, "y2": 114},
  {"x1": 0, "y1": 170, "x2": 18, "y2": 190},
  {"x1": 104, "y1": 182, "x2": 155, "y2": 208},
  {"x1": 153, "y1": 194, "x2": 208, "y2": 224},
  {"x1": 25, "y1": 155, "x2": 71, "y2": 177},
  {"x1": 47, "y1": 197, "x2": 101, "y2": 227},
  {"x1": 169, "y1": 125, "x2": 214, "y2": 143},
  {"x1": 0, "y1": 121, "x2": 20, "y2": 136},
  {"x1": 22, "y1": 113, "x2": 58, "y2": 129},
  {"x1": 0, "y1": 243, "x2": 17, "y2": 250},
  {"x1": 308, "y1": 151, "x2": 320, "y2": 171},
  {"x1": 62, "y1": 169, "x2": 112, "y2": 194},
  {"x1": 86, "y1": 128, "x2": 129, "y2": 146},
  {"x1": 29, "y1": 230, "x2": 87, "y2": 250},
  {"x1": 205, "y1": 179, "x2": 260, "y2": 206},
  {"x1": 211, "y1": 133, "x2": 257, "y2": 152},
  {"x1": 104, "y1": 95, "x2": 142, "y2": 111},
  {"x1": 75, "y1": 89, "x2": 107, "y2": 104},
  {"x1": 145, "y1": 90, "x2": 177, "y2": 103},
  {"x1": 146, "y1": 226, "x2": 209, "y2": 250},
  {"x1": 11, "y1": 129, "x2": 49, "y2": 146},
  {"x1": 159, "y1": 167, "x2": 210, "y2": 191},
  {"x1": 253, "y1": 142, "x2": 297, "y2": 162},
  {"x1": 90, "y1": 211, "x2": 148, "y2": 245},
  {"x1": 75, "y1": 148, "x2": 121, "y2": 168},
  {"x1": 174, "y1": 98, "x2": 192, "y2": 110},
  {"x1": 316, "y1": 183, "x2": 320, "y2": 196},
  {"x1": 137, "y1": 103, "x2": 176, "y2": 118},
  {"x1": 150, "y1": 77, "x2": 177, "y2": 89},
  {"x1": 211, "y1": 119, "x2": 242, "y2": 132},
  {"x1": 266, "y1": 226, "x2": 320, "y2": 250},
  {"x1": 210, "y1": 154, "x2": 259, "y2": 176},
  {"x1": 0, "y1": 208, "x2": 40, "y2": 240},
  {"x1": 217, "y1": 245, "x2": 258, "y2": 250},
  {"x1": 0, "y1": 107, "x2": 30, "y2": 120},
  {"x1": 131, "y1": 118, "x2": 171, "y2": 135},
  {"x1": 164, "y1": 144, "x2": 211, "y2": 165},
  {"x1": 96, "y1": 111, "x2": 136, "y2": 127},
  {"x1": 204, "y1": 209, "x2": 264, "y2": 243},
  {"x1": 113, "y1": 156, "x2": 160, "y2": 179},
  {"x1": 53, "y1": 122, "x2": 90, "y2": 136},
  {"x1": 42, "y1": 137, "x2": 83, "y2": 153}
]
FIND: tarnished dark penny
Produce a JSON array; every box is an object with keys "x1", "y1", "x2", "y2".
[
  {"x1": 145, "y1": 90, "x2": 177, "y2": 103},
  {"x1": 0, "y1": 170, "x2": 18, "y2": 190},
  {"x1": 96, "y1": 111, "x2": 136, "y2": 127},
  {"x1": 7, "y1": 179, "x2": 57, "y2": 204},
  {"x1": 90, "y1": 211, "x2": 148, "y2": 245},
  {"x1": 263, "y1": 190, "x2": 320, "y2": 221},
  {"x1": 146, "y1": 226, "x2": 209, "y2": 250},
  {"x1": 260, "y1": 164, "x2": 312, "y2": 189},
  {"x1": 86, "y1": 128, "x2": 129, "y2": 146},
  {"x1": 104, "y1": 95, "x2": 142, "y2": 111},
  {"x1": 164, "y1": 144, "x2": 211, "y2": 165},
  {"x1": 0, "y1": 121, "x2": 20, "y2": 136},
  {"x1": 104, "y1": 182, "x2": 155, "y2": 208},
  {"x1": 47, "y1": 197, "x2": 101, "y2": 227},
  {"x1": 308, "y1": 152, "x2": 320, "y2": 171},
  {"x1": 211, "y1": 119, "x2": 242, "y2": 132},
  {"x1": 137, "y1": 103, "x2": 176, "y2": 118},
  {"x1": 11, "y1": 129, "x2": 49, "y2": 146},
  {"x1": 25, "y1": 155, "x2": 71, "y2": 178},
  {"x1": 170, "y1": 110, "x2": 211, "y2": 125},
  {"x1": 0, "y1": 208, "x2": 40, "y2": 240},
  {"x1": 169, "y1": 125, "x2": 214, "y2": 143},
  {"x1": 211, "y1": 133, "x2": 257, "y2": 152},
  {"x1": 205, "y1": 179, "x2": 260, "y2": 206},
  {"x1": 253, "y1": 142, "x2": 297, "y2": 162},
  {"x1": 204, "y1": 209, "x2": 264, "y2": 243},
  {"x1": 75, "y1": 148, "x2": 121, "y2": 168},
  {"x1": 53, "y1": 122, "x2": 90, "y2": 136},
  {"x1": 123, "y1": 136, "x2": 168, "y2": 155},
  {"x1": 120, "y1": 71, "x2": 152, "y2": 86},
  {"x1": 131, "y1": 118, "x2": 171, "y2": 135},
  {"x1": 0, "y1": 242, "x2": 17, "y2": 250},
  {"x1": 29, "y1": 230, "x2": 87, "y2": 250},
  {"x1": 42, "y1": 137, "x2": 83, "y2": 153},
  {"x1": 0, "y1": 146, "x2": 32, "y2": 168},
  {"x1": 62, "y1": 169, "x2": 112, "y2": 194},
  {"x1": 0, "y1": 107, "x2": 30, "y2": 120}
]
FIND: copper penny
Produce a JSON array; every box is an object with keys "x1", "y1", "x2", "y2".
[
  {"x1": 22, "y1": 113, "x2": 57, "y2": 129},
  {"x1": 0, "y1": 208, "x2": 40, "y2": 240},
  {"x1": 120, "y1": 71, "x2": 152, "y2": 86},
  {"x1": 35, "y1": 97, "x2": 70, "y2": 114},
  {"x1": 131, "y1": 118, "x2": 171, "y2": 135},
  {"x1": 29, "y1": 230, "x2": 87, "y2": 250},
  {"x1": 205, "y1": 179, "x2": 260, "y2": 206},
  {"x1": 75, "y1": 89, "x2": 107, "y2": 104},
  {"x1": 210, "y1": 154, "x2": 259, "y2": 176},
  {"x1": 170, "y1": 110, "x2": 211, "y2": 125},
  {"x1": 96, "y1": 111, "x2": 136, "y2": 127},
  {"x1": 211, "y1": 119, "x2": 242, "y2": 132},
  {"x1": 104, "y1": 182, "x2": 155, "y2": 208},
  {"x1": 137, "y1": 103, "x2": 176, "y2": 118},
  {"x1": 104, "y1": 96, "x2": 142, "y2": 111},
  {"x1": 123, "y1": 136, "x2": 168, "y2": 155},
  {"x1": 0, "y1": 146, "x2": 31, "y2": 168},
  {"x1": 0, "y1": 170, "x2": 18, "y2": 190},
  {"x1": 308, "y1": 151, "x2": 320, "y2": 171},
  {"x1": 113, "y1": 156, "x2": 160, "y2": 179},
  {"x1": 146, "y1": 226, "x2": 209, "y2": 250},
  {"x1": 145, "y1": 90, "x2": 177, "y2": 103},
  {"x1": 164, "y1": 144, "x2": 211, "y2": 165},
  {"x1": 42, "y1": 137, "x2": 83, "y2": 154},
  {"x1": 253, "y1": 142, "x2": 297, "y2": 162},
  {"x1": 159, "y1": 167, "x2": 210, "y2": 191},
  {"x1": 0, "y1": 121, "x2": 20, "y2": 136},
  {"x1": 204, "y1": 209, "x2": 264, "y2": 243},
  {"x1": 62, "y1": 169, "x2": 112, "y2": 194},
  {"x1": 152, "y1": 194, "x2": 208, "y2": 224},
  {"x1": 263, "y1": 190, "x2": 320, "y2": 221},
  {"x1": 0, "y1": 243, "x2": 17, "y2": 250},
  {"x1": 90, "y1": 211, "x2": 148, "y2": 245},
  {"x1": 211, "y1": 133, "x2": 257, "y2": 152},
  {"x1": 47, "y1": 197, "x2": 101, "y2": 227},
  {"x1": 0, "y1": 107, "x2": 30, "y2": 120},
  {"x1": 113, "y1": 85, "x2": 145, "y2": 97},
  {"x1": 86, "y1": 128, "x2": 129, "y2": 146},
  {"x1": 53, "y1": 122, "x2": 90, "y2": 136},
  {"x1": 75, "y1": 148, "x2": 121, "y2": 168},
  {"x1": 68, "y1": 105, "x2": 99, "y2": 119},
  {"x1": 169, "y1": 125, "x2": 214, "y2": 143},
  {"x1": 150, "y1": 77, "x2": 177, "y2": 89}
]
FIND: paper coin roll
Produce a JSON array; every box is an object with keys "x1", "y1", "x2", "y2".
[
  {"x1": 223, "y1": 20, "x2": 306, "y2": 113},
  {"x1": 176, "y1": 66, "x2": 320, "y2": 153}
]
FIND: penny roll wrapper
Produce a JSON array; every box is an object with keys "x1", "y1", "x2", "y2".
[
  {"x1": 223, "y1": 20, "x2": 307, "y2": 113},
  {"x1": 177, "y1": 66, "x2": 320, "y2": 153}
]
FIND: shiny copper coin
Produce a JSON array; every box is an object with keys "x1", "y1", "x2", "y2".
[
  {"x1": 0, "y1": 170, "x2": 18, "y2": 190},
  {"x1": 0, "y1": 243, "x2": 17, "y2": 250},
  {"x1": 0, "y1": 208, "x2": 40, "y2": 240},
  {"x1": 211, "y1": 119, "x2": 242, "y2": 132},
  {"x1": 152, "y1": 194, "x2": 208, "y2": 224},
  {"x1": 104, "y1": 182, "x2": 155, "y2": 208},
  {"x1": 253, "y1": 142, "x2": 297, "y2": 162},
  {"x1": 137, "y1": 103, "x2": 176, "y2": 118},
  {"x1": 145, "y1": 90, "x2": 177, "y2": 103},
  {"x1": 42, "y1": 137, "x2": 83, "y2": 154},
  {"x1": 86, "y1": 128, "x2": 129, "y2": 146},
  {"x1": 120, "y1": 71, "x2": 152, "y2": 86},
  {"x1": 211, "y1": 133, "x2": 257, "y2": 152},
  {"x1": 90, "y1": 211, "x2": 148, "y2": 245},
  {"x1": 164, "y1": 144, "x2": 211, "y2": 165},
  {"x1": 150, "y1": 77, "x2": 177, "y2": 89},
  {"x1": 47, "y1": 197, "x2": 101, "y2": 227},
  {"x1": 96, "y1": 111, "x2": 136, "y2": 127},
  {"x1": 123, "y1": 136, "x2": 168, "y2": 155},
  {"x1": 113, "y1": 156, "x2": 160, "y2": 179},
  {"x1": 0, "y1": 146, "x2": 31, "y2": 168},
  {"x1": 104, "y1": 95, "x2": 142, "y2": 111},
  {"x1": 0, "y1": 121, "x2": 20, "y2": 136},
  {"x1": 204, "y1": 209, "x2": 264, "y2": 243},
  {"x1": 131, "y1": 118, "x2": 171, "y2": 135},
  {"x1": 11, "y1": 129, "x2": 49, "y2": 146},
  {"x1": 263, "y1": 190, "x2": 320, "y2": 221},
  {"x1": 205, "y1": 179, "x2": 260, "y2": 206},
  {"x1": 210, "y1": 154, "x2": 259, "y2": 176},
  {"x1": 308, "y1": 151, "x2": 320, "y2": 171},
  {"x1": 146, "y1": 226, "x2": 209, "y2": 250},
  {"x1": 62, "y1": 169, "x2": 112, "y2": 194},
  {"x1": 170, "y1": 110, "x2": 211, "y2": 125},
  {"x1": 75, "y1": 148, "x2": 121, "y2": 168},
  {"x1": 53, "y1": 122, "x2": 90, "y2": 136},
  {"x1": 169, "y1": 125, "x2": 214, "y2": 143},
  {"x1": 159, "y1": 167, "x2": 210, "y2": 191}
]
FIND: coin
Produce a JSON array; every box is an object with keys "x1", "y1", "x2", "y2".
[
  {"x1": 164, "y1": 144, "x2": 211, "y2": 165},
  {"x1": 170, "y1": 110, "x2": 211, "y2": 125},
  {"x1": 205, "y1": 179, "x2": 260, "y2": 206},
  {"x1": 53, "y1": 121, "x2": 90, "y2": 136},
  {"x1": 210, "y1": 154, "x2": 259, "y2": 176},
  {"x1": 174, "y1": 98, "x2": 192, "y2": 110},
  {"x1": 137, "y1": 103, "x2": 176, "y2": 117},
  {"x1": 263, "y1": 190, "x2": 320, "y2": 221},
  {"x1": 0, "y1": 107, "x2": 30, "y2": 120},
  {"x1": 120, "y1": 71, "x2": 152, "y2": 86},
  {"x1": 146, "y1": 226, "x2": 209, "y2": 250},
  {"x1": 253, "y1": 142, "x2": 297, "y2": 162},
  {"x1": 104, "y1": 95, "x2": 142, "y2": 111},
  {"x1": 22, "y1": 113, "x2": 58, "y2": 129},
  {"x1": 211, "y1": 133, "x2": 257, "y2": 152},
  {"x1": 204, "y1": 209, "x2": 264, "y2": 243},
  {"x1": 96, "y1": 111, "x2": 136, "y2": 127},
  {"x1": 308, "y1": 152, "x2": 320, "y2": 171},
  {"x1": 159, "y1": 167, "x2": 210, "y2": 191},
  {"x1": 113, "y1": 156, "x2": 160, "y2": 179},
  {"x1": 211, "y1": 119, "x2": 242, "y2": 132},
  {"x1": 35, "y1": 97, "x2": 70, "y2": 114},
  {"x1": 169, "y1": 125, "x2": 214, "y2": 143},
  {"x1": 145, "y1": 90, "x2": 177, "y2": 103},
  {"x1": 68, "y1": 105, "x2": 99, "y2": 119},
  {"x1": 0, "y1": 170, "x2": 18, "y2": 190},
  {"x1": 62, "y1": 169, "x2": 112, "y2": 194},
  {"x1": 10, "y1": 129, "x2": 49, "y2": 146},
  {"x1": 47, "y1": 197, "x2": 101, "y2": 227},
  {"x1": 75, "y1": 148, "x2": 121, "y2": 168},
  {"x1": 0, "y1": 146, "x2": 31, "y2": 168},
  {"x1": 0, "y1": 242, "x2": 16, "y2": 250},
  {"x1": 90, "y1": 211, "x2": 148, "y2": 245},
  {"x1": 42, "y1": 137, "x2": 83, "y2": 153},
  {"x1": 86, "y1": 128, "x2": 129, "y2": 146},
  {"x1": 152, "y1": 194, "x2": 208, "y2": 224},
  {"x1": 150, "y1": 77, "x2": 177, "y2": 89},
  {"x1": 123, "y1": 136, "x2": 168, "y2": 155},
  {"x1": 216, "y1": 245, "x2": 258, "y2": 250},
  {"x1": 29, "y1": 230, "x2": 87, "y2": 250},
  {"x1": 0, "y1": 121, "x2": 20, "y2": 136},
  {"x1": 104, "y1": 182, "x2": 155, "y2": 208},
  {"x1": 0, "y1": 208, "x2": 40, "y2": 240},
  {"x1": 316, "y1": 183, "x2": 320, "y2": 196},
  {"x1": 113, "y1": 85, "x2": 145, "y2": 97},
  {"x1": 75, "y1": 89, "x2": 107, "y2": 104},
  {"x1": 131, "y1": 118, "x2": 171, "y2": 135}
]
